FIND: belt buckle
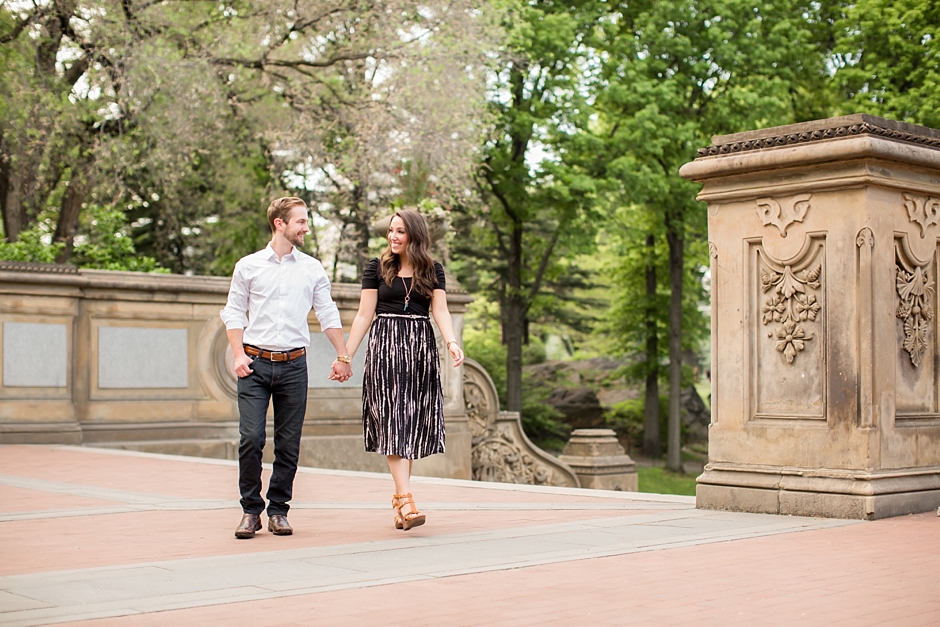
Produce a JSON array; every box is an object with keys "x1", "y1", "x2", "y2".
[{"x1": 271, "y1": 351, "x2": 287, "y2": 362}]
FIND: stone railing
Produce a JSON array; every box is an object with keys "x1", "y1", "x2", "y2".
[{"x1": 0, "y1": 262, "x2": 472, "y2": 479}]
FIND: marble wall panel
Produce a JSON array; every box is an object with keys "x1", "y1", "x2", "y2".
[
  {"x1": 2, "y1": 322, "x2": 68, "y2": 387},
  {"x1": 98, "y1": 326, "x2": 188, "y2": 389}
]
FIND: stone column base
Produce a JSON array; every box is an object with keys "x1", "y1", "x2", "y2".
[{"x1": 697, "y1": 464, "x2": 940, "y2": 520}]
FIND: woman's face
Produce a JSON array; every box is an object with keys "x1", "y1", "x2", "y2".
[{"x1": 388, "y1": 216, "x2": 409, "y2": 255}]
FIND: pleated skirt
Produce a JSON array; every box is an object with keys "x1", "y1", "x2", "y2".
[{"x1": 362, "y1": 313, "x2": 445, "y2": 459}]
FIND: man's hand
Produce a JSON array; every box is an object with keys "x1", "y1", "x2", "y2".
[
  {"x1": 233, "y1": 352, "x2": 254, "y2": 378},
  {"x1": 329, "y1": 360, "x2": 352, "y2": 382}
]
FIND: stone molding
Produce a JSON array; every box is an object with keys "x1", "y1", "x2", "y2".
[
  {"x1": 0, "y1": 261, "x2": 77, "y2": 274},
  {"x1": 697, "y1": 114, "x2": 940, "y2": 158}
]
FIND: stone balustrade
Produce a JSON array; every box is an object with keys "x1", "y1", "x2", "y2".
[{"x1": 0, "y1": 261, "x2": 472, "y2": 479}]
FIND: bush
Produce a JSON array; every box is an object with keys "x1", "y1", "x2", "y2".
[
  {"x1": 605, "y1": 394, "x2": 682, "y2": 455},
  {"x1": 0, "y1": 224, "x2": 63, "y2": 263},
  {"x1": 521, "y1": 378, "x2": 570, "y2": 452}
]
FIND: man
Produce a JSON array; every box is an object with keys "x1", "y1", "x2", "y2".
[{"x1": 221, "y1": 197, "x2": 352, "y2": 539}]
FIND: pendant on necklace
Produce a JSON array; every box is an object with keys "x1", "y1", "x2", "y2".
[{"x1": 403, "y1": 299, "x2": 409, "y2": 312}]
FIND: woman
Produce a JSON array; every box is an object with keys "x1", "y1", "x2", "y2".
[{"x1": 345, "y1": 209, "x2": 464, "y2": 530}]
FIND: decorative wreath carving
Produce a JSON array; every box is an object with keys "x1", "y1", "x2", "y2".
[
  {"x1": 896, "y1": 252, "x2": 935, "y2": 368},
  {"x1": 758, "y1": 239, "x2": 824, "y2": 365}
]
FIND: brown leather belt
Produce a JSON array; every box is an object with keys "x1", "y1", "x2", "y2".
[{"x1": 243, "y1": 345, "x2": 306, "y2": 362}]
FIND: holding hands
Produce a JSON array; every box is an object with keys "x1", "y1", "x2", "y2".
[{"x1": 329, "y1": 357, "x2": 353, "y2": 383}]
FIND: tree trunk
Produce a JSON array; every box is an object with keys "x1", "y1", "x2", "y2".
[
  {"x1": 3, "y1": 168, "x2": 26, "y2": 242},
  {"x1": 643, "y1": 233, "x2": 661, "y2": 457},
  {"x1": 0, "y1": 135, "x2": 11, "y2": 241},
  {"x1": 53, "y1": 169, "x2": 91, "y2": 263},
  {"x1": 665, "y1": 224, "x2": 684, "y2": 472},
  {"x1": 504, "y1": 220, "x2": 525, "y2": 413}
]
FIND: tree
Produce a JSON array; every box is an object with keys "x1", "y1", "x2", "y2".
[
  {"x1": 588, "y1": 0, "x2": 833, "y2": 470},
  {"x1": 833, "y1": 0, "x2": 940, "y2": 127},
  {"x1": 450, "y1": 0, "x2": 605, "y2": 414},
  {"x1": 1, "y1": 1, "x2": 494, "y2": 275}
]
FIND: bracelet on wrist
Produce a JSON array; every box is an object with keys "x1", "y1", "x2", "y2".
[
  {"x1": 336, "y1": 355, "x2": 352, "y2": 364},
  {"x1": 446, "y1": 340, "x2": 461, "y2": 350}
]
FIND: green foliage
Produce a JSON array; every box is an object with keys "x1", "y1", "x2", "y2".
[
  {"x1": 605, "y1": 395, "x2": 678, "y2": 455},
  {"x1": 520, "y1": 385, "x2": 570, "y2": 452},
  {"x1": 637, "y1": 466, "x2": 697, "y2": 496},
  {"x1": 0, "y1": 224, "x2": 63, "y2": 263},
  {"x1": 71, "y1": 206, "x2": 166, "y2": 273},
  {"x1": 834, "y1": 0, "x2": 940, "y2": 127}
]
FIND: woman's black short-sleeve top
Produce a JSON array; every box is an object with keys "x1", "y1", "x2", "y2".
[{"x1": 361, "y1": 258, "x2": 446, "y2": 316}]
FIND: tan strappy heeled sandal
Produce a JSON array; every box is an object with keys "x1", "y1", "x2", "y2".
[
  {"x1": 391, "y1": 495, "x2": 403, "y2": 529},
  {"x1": 392, "y1": 493, "x2": 426, "y2": 531}
]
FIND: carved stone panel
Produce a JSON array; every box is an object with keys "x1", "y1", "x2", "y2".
[
  {"x1": 748, "y1": 235, "x2": 826, "y2": 420},
  {"x1": 894, "y1": 236, "x2": 939, "y2": 420}
]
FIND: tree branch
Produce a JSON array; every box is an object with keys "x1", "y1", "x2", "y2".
[
  {"x1": 527, "y1": 223, "x2": 562, "y2": 302},
  {"x1": 210, "y1": 50, "x2": 372, "y2": 70},
  {"x1": 0, "y1": 6, "x2": 47, "y2": 44}
]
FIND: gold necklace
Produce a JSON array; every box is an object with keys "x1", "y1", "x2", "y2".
[{"x1": 400, "y1": 275, "x2": 415, "y2": 311}]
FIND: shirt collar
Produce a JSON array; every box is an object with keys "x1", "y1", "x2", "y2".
[{"x1": 264, "y1": 242, "x2": 297, "y2": 262}]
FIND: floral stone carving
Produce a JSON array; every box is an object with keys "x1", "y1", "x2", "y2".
[
  {"x1": 760, "y1": 259, "x2": 822, "y2": 365},
  {"x1": 756, "y1": 194, "x2": 812, "y2": 237},
  {"x1": 896, "y1": 256, "x2": 935, "y2": 368},
  {"x1": 462, "y1": 359, "x2": 579, "y2": 488},
  {"x1": 902, "y1": 193, "x2": 940, "y2": 238}
]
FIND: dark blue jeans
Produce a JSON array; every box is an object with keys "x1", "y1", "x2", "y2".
[{"x1": 237, "y1": 354, "x2": 308, "y2": 516}]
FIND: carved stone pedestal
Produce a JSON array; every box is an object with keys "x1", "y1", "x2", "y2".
[
  {"x1": 680, "y1": 114, "x2": 940, "y2": 520},
  {"x1": 558, "y1": 429, "x2": 638, "y2": 491}
]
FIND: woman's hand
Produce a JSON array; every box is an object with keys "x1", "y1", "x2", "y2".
[{"x1": 447, "y1": 341, "x2": 464, "y2": 368}]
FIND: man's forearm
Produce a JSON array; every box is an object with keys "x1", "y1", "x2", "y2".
[
  {"x1": 323, "y1": 327, "x2": 348, "y2": 357},
  {"x1": 227, "y1": 328, "x2": 247, "y2": 357}
]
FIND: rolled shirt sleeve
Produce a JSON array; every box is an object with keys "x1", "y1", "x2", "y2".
[
  {"x1": 220, "y1": 262, "x2": 250, "y2": 330},
  {"x1": 311, "y1": 272, "x2": 342, "y2": 331}
]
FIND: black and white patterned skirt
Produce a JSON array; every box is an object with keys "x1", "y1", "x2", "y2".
[{"x1": 362, "y1": 313, "x2": 445, "y2": 459}]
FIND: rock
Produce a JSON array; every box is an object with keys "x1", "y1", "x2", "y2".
[
  {"x1": 546, "y1": 386, "x2": 605, "y2": 429},
  {"x1": 680, "y1": 385, "x2": 710, "y2": 442}
]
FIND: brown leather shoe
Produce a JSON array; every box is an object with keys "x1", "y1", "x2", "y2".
[
  {"x1": 267, "y1": 514, "x2": 293, "y2": 536},
  {"x1": 234, "y1": 513, "x2": 262, "y2": 539}
]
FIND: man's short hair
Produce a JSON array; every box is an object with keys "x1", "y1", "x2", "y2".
[{"x1": 267, "y1": 197, "x2": 307, "y2": 232}]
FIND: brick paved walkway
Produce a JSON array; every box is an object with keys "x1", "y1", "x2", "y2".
[{"x1": 1, "y1": 445, "x2": 937, "y2": 626}]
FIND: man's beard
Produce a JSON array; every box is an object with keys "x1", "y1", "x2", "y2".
[{"x1": 287, "y1": 230, "x2": 306, "y2": 248}]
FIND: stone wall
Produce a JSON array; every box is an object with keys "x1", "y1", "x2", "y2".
[{"x1": 0, "y1": 261, "x2": 472, "y2": 479}]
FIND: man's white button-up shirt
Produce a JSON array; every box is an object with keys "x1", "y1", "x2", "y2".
[{"x1": 220, "y1": 244, "x2": 342, "y2": 351}]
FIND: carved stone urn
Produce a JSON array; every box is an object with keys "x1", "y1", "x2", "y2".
[{"x1": 680, "y1": 114, "x2": 940, "y2": 519}]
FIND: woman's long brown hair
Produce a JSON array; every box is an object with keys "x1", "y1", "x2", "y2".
[{"x1": 379, "y1": 209, "x2": 437, "y2": 297}]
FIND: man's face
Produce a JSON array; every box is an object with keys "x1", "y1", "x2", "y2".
[{"x1": 280, "y1": 205, "x2": 310, "y2": 249}]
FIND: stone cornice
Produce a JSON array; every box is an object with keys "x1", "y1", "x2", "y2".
[
  {"x1": 0, "y1": 260, "x2": 78, "y2": 274},
  {"x1": 697, "y1": 114, "x2": 940, "y2": 158},
  {"x1": 0, "y1": 265, "x2": 472, "y2": 306}
]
